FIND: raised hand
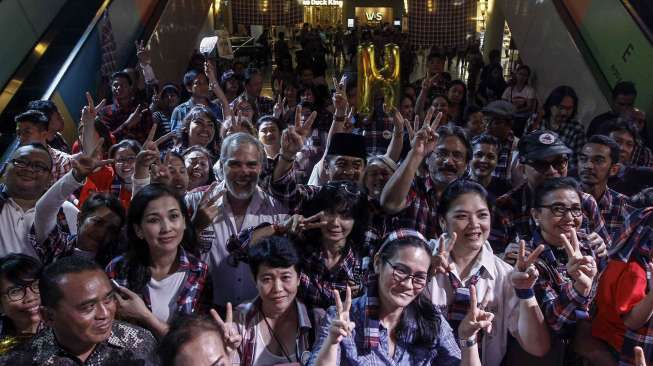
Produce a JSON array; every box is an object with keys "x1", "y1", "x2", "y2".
[
  {"x1": 115, "y1": 285, "x2": 151, "y2": 322},
  {"x1": 510, "y1": 240, "x2": 544, "y2": 290},
  {"x1": 80, "y1": 92, "x2": 106, "y2": 153},
  {"x1": 634, "y1": 346, "x2": 647, "y2": 366},
  {"x1": 122, "y1": 104, "x2": 148, "y2": 129},
  {"x1": 133, "y1": 124, "x2": 169, "y2": 180},
  {"x1": 71, "y1": 137, "x2": 113, "y2": 181},
  {"x1": 562, "y1": 228, "x2": 597, "y2": 296},
  {"x1": 458, "y1": 285, "x2": 495, "y2": 340},
  {"x1": 273, "y1": 93, "x2": 285, "y2": 119},
  {"x1": 210, "y1": 303, "x2": 243, "y2": 357},
  {"x1": 135, "y1": 40, "x2": 151, "y2": 65},
  {"x1": 391, "y1": 107, "x2": 406, "y2": 133},
  {"x1": 431, "y1": 232, "x2": 457, "y2": 275},
  {"x1": 411, "y1": 109, "x2": 441, "y2": 157},
  {"x1": 294, "y1": 105, "x2": 317, "y2": 140},
  {"x1": 204, "y1": 60, "x2": 218, "y2": 85},
  {"x1": 327, "y1": 286, "x2": 355, "y2": 345},
  {"x1": 192, "y1": 181, "x2": 223, "y2": 232},
  {"x1": 281, "y1": 212, "x2": 326, "y2": 235},
  {"x1": 332, "y1": 76, "x2": 348, "y2": 115}
]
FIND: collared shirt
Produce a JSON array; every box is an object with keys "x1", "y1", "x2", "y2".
[
  {"x1": 185, "y1": 182, "x2": 288, "y2": 306},
  {"x1": 170, "y1": 98, "x2": 223, "y2": 133},
  {"x1": 527, "y1": 230, "x2": 598, "y2": 339},
  {"x1": 388, "y1": 175, "x2": 442, "y2": 239},
  {"x1": 4, "y1": 321, "x2": 157, "y2": 365},
  {"x1": 0, "y1": 187, "x2": 77, "y2": 258},
  {"x1": 235, "y1": 298, "x2": 314, "y2": 366},
  {"x1": 539, "y1": 118, "x2": 587, "y2": 160},
  {"x1": 106, "y1": 247, "x2": 210, "y2": 316},
  {"x1": 490, "y1": 183, "x2": 611, "y2": 254},
  {"x1": 48, "y1": 146, "x2": 73, "y2": 184},
  {"x1": 608, "y1": 207, "x2": 653, "y2": 262},
  {"x1": 596, "y1": 187, "x2": 634, "y2": 242},
  {"x1": 307, "y1": 293, "x2": 461, "y2": 366},
  {"x1": 299, "y1": 244, "x2": 369, "y2": 310},
  {"x1": 430, "y1": 242, "x2": 519, "y2": 366}
]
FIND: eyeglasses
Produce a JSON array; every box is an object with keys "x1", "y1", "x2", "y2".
[
  {"x1": 3, "y1": 281, "x2": 40, "y2": 302},
  {"x1": 383, "y1": 259, "x2": 428, "y2": 289},
  {"x1": 433, "y1": 149, "x2": 465, "y2": 162},
  {"x1": 525, "y1": 158, "x2": 568, "y2": 173},
  {"x1": 10, "y1": 159, "x2": 50, "y2": 174},
  {"x1": 537, "y1": 204, "x2": 583, "y2": 218}
]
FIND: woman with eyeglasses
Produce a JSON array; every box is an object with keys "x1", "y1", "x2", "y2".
[
  {"x1": 430, "y1": 180, "x2": 550, "y2": 365},
  {"x1": 309, "y1": 229, "x2": 492, "y2": 366},
  {"x1": 246, "y1": 181, "x2": 371, "y2": 311},
  {"x1": 0, "y1": 254, "x2": 43, "y2": 355},
  {"x1": 106, "y1": 140, "x2": 142, "y2": 208},
  {"x1": 511, "y1": 177, "x2": 599, "y2": 363}
]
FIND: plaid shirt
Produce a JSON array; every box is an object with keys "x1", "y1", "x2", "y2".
[
  {"x1": 106, "y1": 247, "x2": 210, "y2": 316},
  {"x1": 539, "y1": 118, "x2": 587, "y2": 161},
  {"x1": 631, "y1": 144, "x2": 653, "y2": 168},
  {"x1": 597, "y1": 188, "x2": 634, "y2": 242},
  {"x1": 352, "y1": 112, "x2": 394, "y2": 157},
  {"x1": 234, "y1": 298, "x2": 314, "y2": 366},
  {"x1": 298, "y1": 243, "x2": 368, "y2": 310},
  {"x1": 490, "y1": 183, "x2": 611, "y2": 254},
  {"x1": 528, "y1": 230, "x2": 598, "y2": 339},
  {"x1": 48, "y1": 146, "x2": 73, "y2": 183},
  {"x1": 100, "y1": 102, "x2": 154, "y2": 144},
  {"x1": 307, "y1": 287, "x2": 461, "y2": 366},
  {"x1": 491, "y1": 134, "x2": 517, "y2": 181},
  {"x1": 387, "y1": 175, "x2": 442, "y2": 239}
]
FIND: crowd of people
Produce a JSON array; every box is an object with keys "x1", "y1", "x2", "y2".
[{"x1": 0, "y1": 21, "x2": 651, "y2": 366}]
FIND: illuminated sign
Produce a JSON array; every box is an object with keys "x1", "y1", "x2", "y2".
[
  {"x1": 302, "y1": 0, "x2": 343, "y2": 6},
  {"x1": 355, "y1": 7, "x2": 393, "y2": 25}
]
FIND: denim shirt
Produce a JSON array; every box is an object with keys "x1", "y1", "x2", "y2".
[{"x1": 307, "y1": 294, "x2": 461, "y2": 366}]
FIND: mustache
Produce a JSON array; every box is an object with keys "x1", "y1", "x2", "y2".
[{"x1": 439, "y1": 165, "x2": 458, "y2": 173}]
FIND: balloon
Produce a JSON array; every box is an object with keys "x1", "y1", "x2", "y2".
[{"x1": 356, "y1": 42, "x2": 401, "y2": 118}]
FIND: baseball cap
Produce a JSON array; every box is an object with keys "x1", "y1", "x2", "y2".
[
  {"x1": 482, "y1": 100, "x2": 515, "y2": 119},
  {"x1": 518, "y1": 130, "x2": 573, "y2": 161},
  {"x1": 220, "y1": 69, "x2": 237, "y2": 84}
]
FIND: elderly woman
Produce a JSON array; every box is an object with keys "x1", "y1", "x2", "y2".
[
  {"x1": 309, "y1": 229, "x2": 492, "y2": 366},
  {"x1": 430, "y1": 179, "x2": 550, "y2": 365},
  {"x1": 518, "y1": 177, "x2": 599, "y2": 363},
  {"x1": 182, "y1": 146, "x2": 215, "y2": 191}
]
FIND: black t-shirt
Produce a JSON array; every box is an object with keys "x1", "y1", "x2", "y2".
[{"x1": 486, "y1": 176, "x2": 512, "y2": 203}]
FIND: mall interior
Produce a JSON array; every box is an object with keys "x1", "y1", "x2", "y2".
[{"x1": 0, "y1": 0, "x2": 651, "y2": 153}]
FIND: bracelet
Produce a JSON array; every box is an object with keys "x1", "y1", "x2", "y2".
[
  {"x1": 515, "y1": 288, "x2": 535, "y2": 299},
  {"x1": 458, "y1": 337, "x2": 477, "y2": 348}
]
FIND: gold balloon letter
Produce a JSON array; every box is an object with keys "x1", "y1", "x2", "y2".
[{"x1": 356, "y1": 42, "x2": 401, "y2": 118}]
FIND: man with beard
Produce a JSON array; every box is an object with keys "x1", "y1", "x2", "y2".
[
  {"x1": 186, "y1": 132, "x2": 288, "y2": 308},
  {"x1": 490, "y1": 130, "x2": 610, "y2": 257},
  {"x1": 469, "y1": 134, "x2": 511, "y2": 200},
  {"x1": 0, "y1": 144, "x2": 78, "y2": 257},
  {"x1": 381, "y1": 121, "x2": 471, "y2": 239},
  {"x1": 578, "y1": 135, "x2": 633, "y2": 241}
]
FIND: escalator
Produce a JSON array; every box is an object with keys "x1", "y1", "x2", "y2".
[
  {"x1": 497, "y1": 0, "x2": 653, "y2": 141},
  {"x1": 0, "y1": 0, "x2": 173, "y2": 159}
]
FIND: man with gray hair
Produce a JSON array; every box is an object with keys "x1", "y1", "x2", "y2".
[{"x1": 186, "y1": 132, "x2": 288, "y2": 308}]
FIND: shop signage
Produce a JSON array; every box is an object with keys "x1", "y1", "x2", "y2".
[
  {"x1": 354, "y1": 7, "x2": 393, "y2": 25},
  {"x1": 302, "y1": 0, "x2": 343, "y2": 6}
]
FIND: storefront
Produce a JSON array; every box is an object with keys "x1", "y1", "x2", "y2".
[{"x1": 302, "y1": 0, "x2": 344, "y2": 26}]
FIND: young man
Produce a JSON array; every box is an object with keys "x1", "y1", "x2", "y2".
[
  {"x1": 2, "y1": 256, "x2": 156, "y2": 364},
  {"x1": 27, "y1": 100, "x2": 71, "y2": 154},
  {"x1": 604, "y1": 121, "x2": 653, "y2": 196},
  {"x1": 483, "y1": 100, "x2": 518, "y2": 182},
  {"x1": 469, "y1": 134, "x2": 511, "y2": 199},
  {"x1": 171, "y1": 69, "x2": 223, "y2": 133},
  {"x1": 230, "y1": 68, "x2": 274, "y2": 122},
  {"x1": 587, "y1": 81, "x2": 637, "y2": 138},
  {"x1": 578, "y1": 135, "x2": 633, "y2": 241}
]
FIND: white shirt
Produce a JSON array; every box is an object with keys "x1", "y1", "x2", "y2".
[
  {"x1": 430, "y1": 242, "x2": 519, "y2": 366},
  {"x1": 502, "y1": 85, "x2": 535, "y2": 115},
  {"x1": 0, "y1": 192, "x2": 78, "y2": 258},
  {"x1": 253, "y1": 323, "x2": 297, "y2": 366},
  {"x1": 148, "y1": 271, "x2": 187, "y2": 323},
  {"x1": 185, "y1": 182, "x2": 288, "y2": 306},
  {"x1": 34, "y1": 171, "x2": 82, "y2": 244}
]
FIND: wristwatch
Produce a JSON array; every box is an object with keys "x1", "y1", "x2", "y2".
[{"x1": 458, "y1": 336, "x2": 477, "y2": 348}]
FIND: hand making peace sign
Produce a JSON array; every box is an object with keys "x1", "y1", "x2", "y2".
[
  {"x1": 509, "y1": 240, "x2": 545, "y2": 290},
  {"x1": 561, "y1": 228, "x2": 597, "y2": 296},
  {"x1": 210, "y1": 303, "x2": 243, "y2": 357},
  {"x1": 457, "y1": 285, "x2": 495, "y2": 340},
  {"x1": 327, "y1": 286, "x2": 356, "y2": 346},
  {"x1": 431, "y1": 232, "x2": 457, "y2": 276}
]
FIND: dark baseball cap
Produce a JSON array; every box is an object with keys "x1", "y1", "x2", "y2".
[
  {"x1": 482, "y1": 100, "x2": 515, "y2": 119},
  {"x1": 518, "y1": 130, "x2": 572, "y2": 161},
  {"x1": 220, "y1": 69, "x2": 237, "y2": 83}
]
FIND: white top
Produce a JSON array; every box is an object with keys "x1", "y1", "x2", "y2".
[
  {"x1": 502, "y1": 85, "x2": 535, "y2": 113},
  {"x1": 34, "y1": 170, "x2": 82, "y2": 244},
  {"x1": 253, "y1": 323, "x2": 296, "y2": 366},
  {"x1": 184, "y1": 182, "x2": 288, "y2": 306},
  {"x1": 430, "y1": 241, "x2": 519, "y2": 366},
  {"x1": 148, "y1": 271, "x2": 187, "y2": 323},
  {"x1": 0, "y1": 192, "x2": 78, "y2": 258}
]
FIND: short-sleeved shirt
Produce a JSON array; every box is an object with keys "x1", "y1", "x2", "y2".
[{"x1": 592, "y1": 259, "x2": 647, "y2": 351}]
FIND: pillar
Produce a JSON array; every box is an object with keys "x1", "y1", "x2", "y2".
[{"x1": 482, "y1": 0, "x2": 505, "y2": 63}]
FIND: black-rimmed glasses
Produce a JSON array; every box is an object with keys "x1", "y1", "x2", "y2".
[
  {"x1": 383, "y1": 259, "x2": 428, "y2": 289},
  {"x1": 537, "y1": 204, "x2": 583, "y2": 218},
  {"x1": 3, "y1": 281, "x2": 40, "y2": 302}
]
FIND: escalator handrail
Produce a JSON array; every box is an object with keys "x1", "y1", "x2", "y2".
[
  {"x1": 620, "y1": 0, "x2": 653, "y2": 46},
  {"x1": 42, "y1": 0, "x2": 113, "y2": 100}
]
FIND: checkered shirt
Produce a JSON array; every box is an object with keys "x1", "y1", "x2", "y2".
[
  {"x1": 491, "y1": 134, "x2": 516, "y2": 181},
  {"x1": 489, "y1": 183, "x2": 611, "y2": 254},
  {"x1": 99, "y1": 102, "x2": 154, "y2": 144},
  {"x1": 528, "y1": 230, "x2": 598, "y2": 339},
  {"x1": 352, "y1": 113, "x2": 393, "y2": 157},
  {"x1": 48, "y1": 147, "x2": 73, "y2": 183},
  {"x1": 106, "y1": 247, "x2": 210, "y2": 315},
  {"x1": 386, "y1": 175, "x2": 442, "y2": 239},
  {"x1": 597, "y1": 188, "x2": 635, "y2": 243},
  {"x1": 631, "y1": 144, "x2": 653, "y2": 168}
]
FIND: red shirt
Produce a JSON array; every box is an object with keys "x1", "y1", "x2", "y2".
[{"x1": 592, "y1": 260, "x2": 647, "y2": 350}]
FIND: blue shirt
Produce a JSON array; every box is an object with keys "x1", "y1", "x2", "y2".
[
  {"x1": 170, "y1": 98, "x2": 223, "y2": 133},
  {"x1": 308, "y1": 294, "x2": 461, "y2": 366}
]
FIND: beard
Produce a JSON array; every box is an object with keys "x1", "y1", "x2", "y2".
[{"x1": 225, "y1": 175, "x2": 259, "y2": 200}]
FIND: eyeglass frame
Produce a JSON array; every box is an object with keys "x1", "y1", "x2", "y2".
[
  {"x1": 2, "y1": 280, "x2": 40, "y2": 302},
  {"x1": 382, "y1": 258, "x2": 428, "y2": 289},
  {"x1": 536, "y1": 204, "x2": 583, "y2": 218},
  {"x1": 10, "y1": 158, "x2": 50, "y2": 174},
  {"x1": 524, "y1": 157, "x2": 569, "y2": 173}
]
